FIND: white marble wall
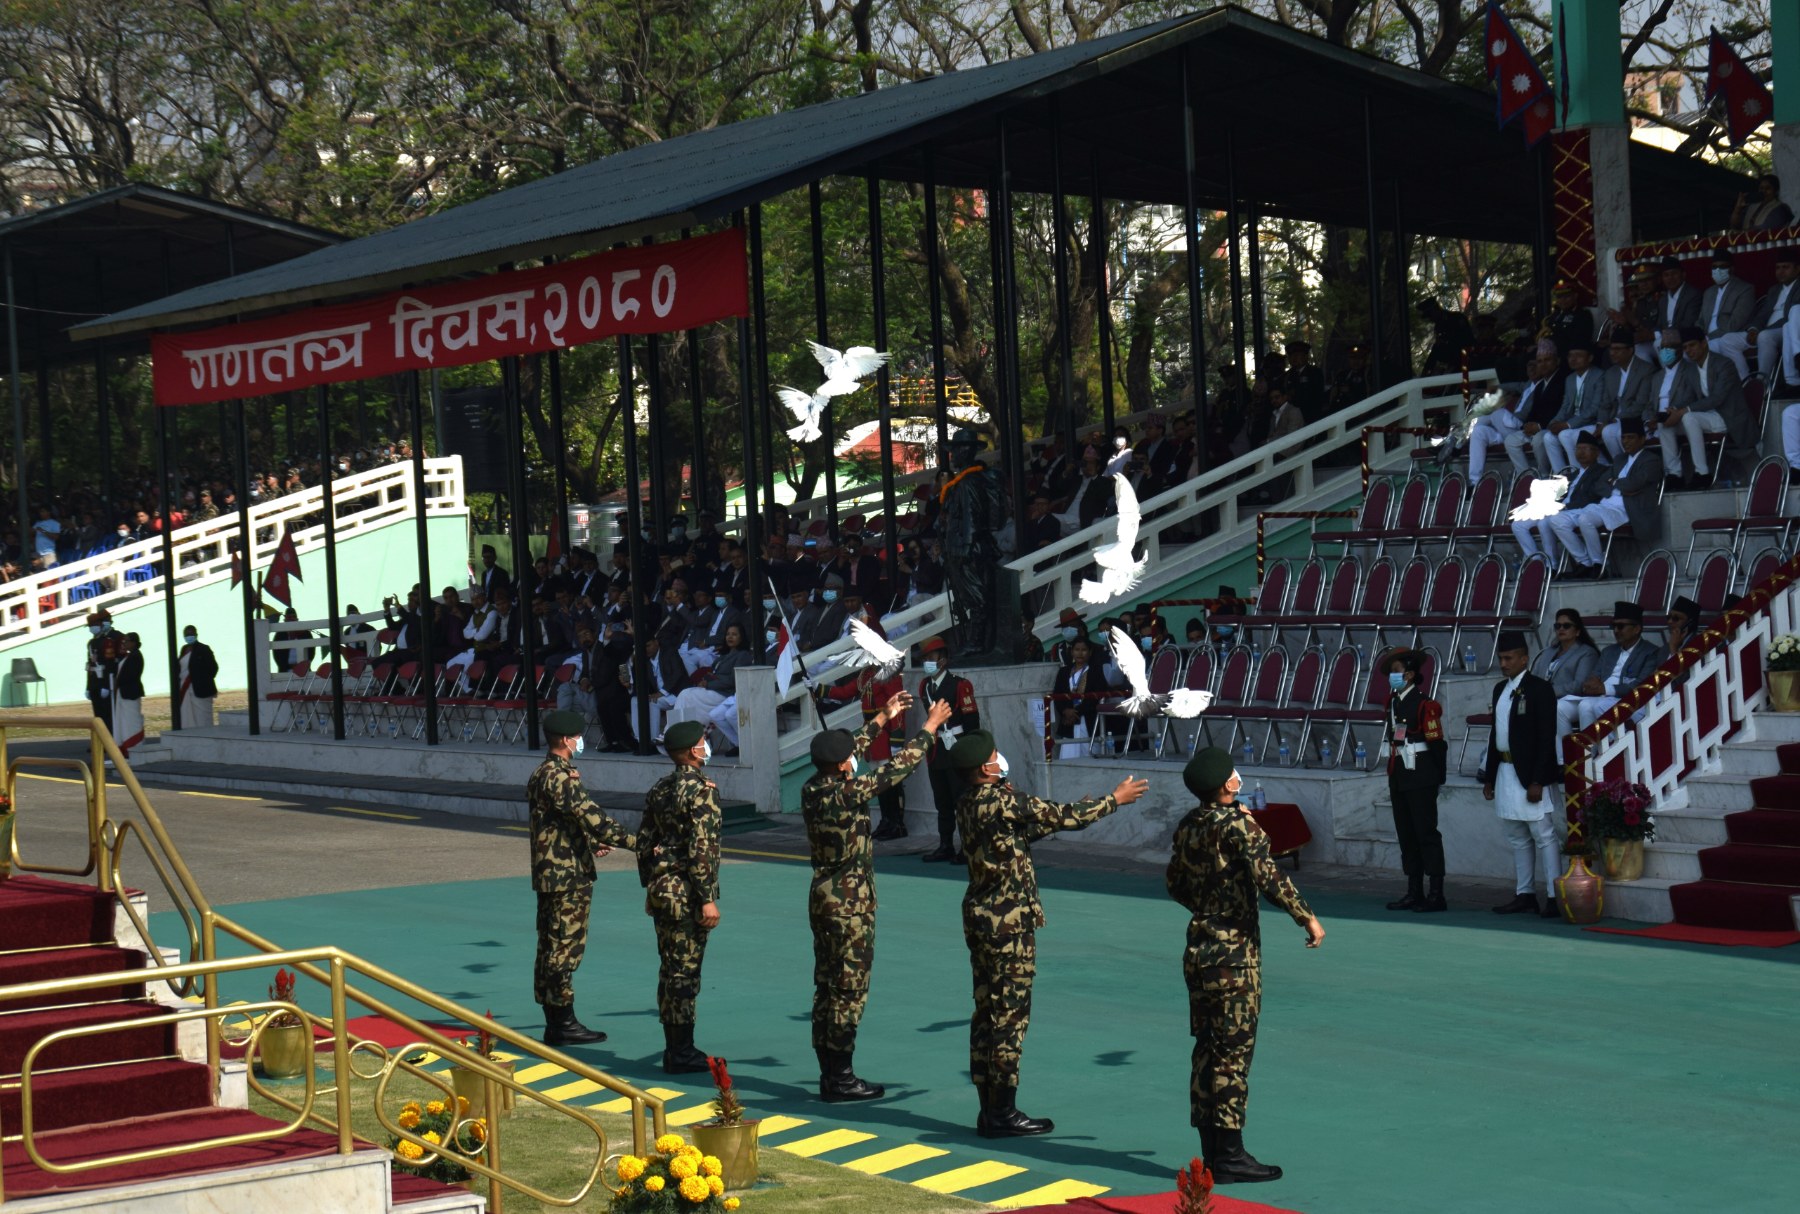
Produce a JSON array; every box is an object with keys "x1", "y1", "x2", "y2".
[{"x1": 11, "y1": 1150, "x2": 398, "y2": 1214}]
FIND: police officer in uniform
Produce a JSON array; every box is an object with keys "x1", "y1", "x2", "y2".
[
  {"x1": 1482, "y1": 632, "x2": 1564, "y2": 918},
  {"x1": 639, "y1": 719, "x2": 723, "y2": 1072},
  {"x1": 802, "y1": 691, "x2": 953, "y2": 1101},
  {"x1": 527, "y1": 709, "x2": 640, "y2": 1046},
  {"x1": 919, "y1": 635, "x2": 979, "y2": 862},
  {"x1": 1383, "y1": 649, "x2": 1449, "y2": 912},
  {"x1": 1167, "y1": 748, "x2": 1324, "y2": 1184},
  {"x1": 950, "y1": 730, "x2": 1147, "y2": 1136}
]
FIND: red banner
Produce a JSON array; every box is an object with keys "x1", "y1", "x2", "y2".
[{"x1": 151, "y1": 228, "x2": 749, "y2": 406}]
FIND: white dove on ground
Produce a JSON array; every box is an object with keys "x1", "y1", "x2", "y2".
[
  {"x1": 1078, "y1": 473, "x2": 1148, "y2": 605},
  {"x1": 1109, "y1": 627, "x2": 1213, "y2": 718},
  {"x1": 777, "y1": 340, "x2": 890, "y2": 443},
  {"x1": 843, "y1": 618, "x2": 906, "y2": 677},
  {"x1": 1508, "y1": 474, "x2": 1570, "y2": 523}
]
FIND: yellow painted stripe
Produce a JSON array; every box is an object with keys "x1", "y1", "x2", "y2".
[
  {"x1": 754, "y1": 1115, "x2": 809, "y2": 1137},
  {"x1": 179, "y1": 790, "x2": 263, "y2": 800},
  {"x1": 587, "y1": 1086, "x2": 685, "y2": 1114},
  {"x1": 497, "y1": 825, "x2": 531, "y2": 833},
  {"x1": 540, "y1": 1077, "x2": 606, "y2": 1100},
  {"x1": 511, "y1": 1061, "x2": 565, "y2": 1084},
  {"x1": 327, "y1": 805, "x2": 420, "y2": 820},
  {"x1": 842, "y1": 1144, "x2": 949, "y2": 1174},
  {"x1": 16, "y1": 772, "x2": 79, "y2": 784},
  {"x1": 775, "y1": 1129, "x2": 876, "y2": 1157},
  {"x1": 911, "y1": 1161, "x2": 1027, "y2": 1193},
  {"x1": 665, "y1": 1102, "x2": 723, "y2": 1127},
  {"x1": 721, "y1": 846, "x2": 810, "y2": 861},
  {"x1": 989, "y1": 1180, "x2": 1111, "y2": 1208}
]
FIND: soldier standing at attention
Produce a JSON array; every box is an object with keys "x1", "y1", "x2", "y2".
[
  {"x1": 950, "y1": 730, "x2": 1148, "y2": 1137},
  {"x1": 1383, "y1": 649, "x2": 1449, "y2": 913},
  {"x1": 639, "y1": 719, "x2": 723, "y2": 1073},
  {"x1": 528, "y1": 709, "x2": 640, "y2": 1047},
  {"x1": 919, "y1": 635, "x2": 980, "y2": 863},
  {"x1": 802, "y1": 690, "x2": 954, "y2": 1102},
  {"x1": 1167, "y1": 748, "x2": 1324, "y2": 1185}
]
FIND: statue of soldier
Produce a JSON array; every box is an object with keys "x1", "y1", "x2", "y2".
[{"x1": 940, "y1": 428, "x2": 1007, "y2": 661}]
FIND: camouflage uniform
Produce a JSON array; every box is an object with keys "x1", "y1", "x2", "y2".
[
  {"x1": 527, "y1": 754, "x2": 639, "y2": 1007},
  {"x1": 956, "y1": 782, "x2": 1120, "y2": 1089},
  {"x1": 801, "y1": 721, "x2": 933, "y2": 1052},
  {"x1": 1165, "y1": 799, "x2": 1313, "y2": 1130},
  {"x1": 638, "y1": 765, "x2": 722, "y2": 1025}
]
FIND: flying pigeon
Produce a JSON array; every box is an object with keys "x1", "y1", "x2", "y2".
[
  {"x1": 843, "y1": 617, "x2": 906, "y2": 678},
  {"x1": 1508, "y1": 474, "x2": 1570, "y2": 523},
  {"x1": 777, "y1": 340, "x2": 890, "y2": 443},
  {"x1": 1078, "y1": 473, "x2": 1148, "y2": 605},
  {"x1": 1108, "y1": 627, "x2": 1213, "y2": 718}
]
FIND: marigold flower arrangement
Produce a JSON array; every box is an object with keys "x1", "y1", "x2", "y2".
[
  {"x1": 1574, "y1": 777, "x2": 1655, "y2": 841},
  {"x1": 388, "y1": 1094, "x2": 486, "y2": 1183},
  {"x1": 1174, "y1": 1156, "x2": 1214, "y2": 1214},
  {"x1": 706, "y1": 1057, "x2": 743, "y2": 1126},
  {"x1": 610, "y1": 1135, "x2": 740, "y2": 1212}
]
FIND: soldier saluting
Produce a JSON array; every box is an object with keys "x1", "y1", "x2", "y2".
[
  {"x1": 802, "y1": 689, "x2": 954, "y2": 1102},
  {"x1": 1167, "y1": 748, "x2": 1324, "y2": 1185},
  {"x1": 527, "y1": 709, "x2": 640, "y2": 1047},
  {"x1": 639, "y1": 719, "x2": 722, "y2": 1073},
  {"x1": 949, "y1": 730, "x2": 1147, "y2": 1137}
]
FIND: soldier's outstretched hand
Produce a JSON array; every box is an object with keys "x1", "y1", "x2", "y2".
[
  {"x1": 882, "y1": 690, "x2": 915, "y2": 720},
  {"x1": 594, "y1": 846, "x2": 612, "y2": 859},
  {"x1": 923, "y1": 698, "x2": 954, "y2": 731},
  {"x1": 1112, "y1": 776, "x2": 1150, "y2": 805},
  {"x1": 1303, "y1": 916, "x2": 1325, "y2": 948}
]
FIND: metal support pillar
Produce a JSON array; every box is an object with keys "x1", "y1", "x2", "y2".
[
  {"x1": 1392, "y1": 180, "x2": 1412, "y2": 379},
  {"x1": 408, "y1": 372, "x2": 438, "y2": 744},
  {"x1": 1180, "y1": 51, "x2": 1210, "y2": 464},
  {"x1": 749, "y1": 205, "x2": 777, "y2": 505},
  {"x1": 97, "y1": 351, "x2": 112, "y2": 516},
  {"x1": 1362, "y1": 95, "x2": 1385, "y2": 388},
  {"x1": 315, "y1": 386, "x2": 346, "y2": 740},
  {"x1": 867, "y1": 173, "x2": 898, "y2": 589},
  {"x1": 154, "y1": 404, "x2": 181, "y2": 727},
  {"x1": 991, "y1": 117, "x2": 1029, "y2": 538},
  {"x1": 923, "y1": 154, "x2": 951, "y2": 467},
  {"x1": 549, "y1": 350, "x2": 569, "y2": 556},
  {"x1": 1049, "y1": 98, "x2": 1078, "y2": 457},
  {"x1": 686, "y1": 327, "x2": 706, "y2": 515},
  {"x1": 1248, "y1": 207, "x2": 1267, "y2": 360},
  {"x1": 501, "y1": 357, "x2": 539, "y2": 751},
  {"x1": 733, "y1": 212, "x2": 766, "y2": 659},
  {"x1": 5, "y1": 243, "x2": 27, "y2": 538},
  {"x1": 810, "y1": 182, "x2": 838, "y2": 528},
  {"x1": 617, "y1": 335, "x2": 654, "y2": 750},
  {"x1": 1092, "y1": 155, "x2": 1116, "y2": 437},
  {"x1": 646, "y1": 327, "x2": 670, "y2": 543},
  {"x1": 234, "y1": 398, "x2": 260, "y2": 734},
  {"x1": 1224, "y1": 126, "x2": 1247, "y2": 382}
]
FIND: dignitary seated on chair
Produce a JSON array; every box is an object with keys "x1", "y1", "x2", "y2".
[
  {"x1": 1537, "y1": 344, "x2": 1609, "y2": 474},
  {"x1": 1498, "y1": 345, "x2": 1568, "y2": 478},
  {"x1": 1546, "y1": 419, "x2": 1662, "y2": 578},
  {"x1": 1556, "y1": 600, "x2": 1670, "y2": 736},
  {"x1": 1481, "y1": 632, "x2": 1565, "y2": 919},
  {"x1": 1659, "y1": 327, "x2": 1753, "y2": 490},
  {"x1": 1513, "y1": 431, "x2": 1609, "y2": 567},
  {"x1": 1597, "y1": 328, "x2": 1655, "y2": 461}
]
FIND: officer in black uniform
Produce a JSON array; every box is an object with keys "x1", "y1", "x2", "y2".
[{"x1": 1382, "y1": 649, "x2": 1449, "y2": 912}]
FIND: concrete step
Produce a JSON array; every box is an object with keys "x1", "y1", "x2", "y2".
[
  {"x1": 1742, "y1": 712, "x2": 1800, "y2": 743},
  {"x1": 1652, "y1": 802, "x2": 1733, "y2": 845},
  {"x1": 1685, "y1": 776, "x2": 1757, "y2": 812},
  {"x1": 1714, "y1": 737, "x2": 1787, "y2": 778},
  {"x1": 1642, "y1": 841, "x2": 1704, "y2": 882},
  {"x1": 1601, "y1": 875, "x2": 1676, "y2": 924},
  {"x1": 3, "y1": 1145, "x2": 394, "y2": 1214}
]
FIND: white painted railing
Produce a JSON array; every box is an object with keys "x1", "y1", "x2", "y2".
[
  {"x1": 1570, "y1": 554, "x2": 1797, "y2": 812},
  {"x1": 0, "y1": 458, "x2": 465, "y2": 648}
]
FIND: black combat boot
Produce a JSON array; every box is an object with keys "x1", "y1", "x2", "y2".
[
  {"x1": 542, "y1": 1004, "x2": 605, "y2": 1046},
  {"x1": 1385, "y1": 876, "x2": 1423, "y2": 911},
  {"x1": 1209, "y1": 1127, "x2": 1282, "y2": 1183},
  {"x1": 1197, "y1": 1123, "x2": 1217, "y2": 1168},
  {"x1": 817, "y1": 1049, "x2": 885, "y2": 1102},
  {"x1": 661, "y1": 1023, "x2": 710, "y2": 1074},
  {"x1": 922, "y1": 843, "x2": 956, "y2": 862},
  {"x1": 1414, "y1": 875, "x2": 1447, "y2": 913},
  {"x1": 976, "y1": 1083, "x2": 1054, "y2": 1138}
]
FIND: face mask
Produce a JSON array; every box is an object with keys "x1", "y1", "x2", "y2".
[
  {"x1": 694, "y1": 744, "x2": 709, "y2": 767},
  {"x1": 1389, "y1": 672, "x2": 1405, "y2": 691},
  {"x1": 1658, "y1": 347, "x2": 1678, "y2": 367},
  {"x1": 573, "y1": 736, "x2": 586, "y2": 755},
  {"x1": 713, "y1": 596, "x2": 727, "y2": 609},
  {"x1": 766, "y1": 629, "x2": 780, "y2": 645},
  {"x1": 184, "y1": 634, "x2": 198, "y2": 645},
  {"x1": 1061, "y1": 626, "x2": 1078, "y2": 640},
  {"x1": 117, "y1": 530, "x2": 129, "y2": 539},
  {"x1": 922, "y1": 660, "x2": 939, "y2": 676},
  {"x1": 762, "y1": 597, "x2": 777, "y2": 611},
  {"x1": 1711, "y1": 267, "x2": 1729, "y2": 285},
  {"x1": 994, "y1": 753, "x2": 1011, "y2": 780},
  {"x1": 1114, "y1": 436, "x2": 1128, "y2": 449},
  {"x1": 89, "y1": 624, "x2": 103, "y2": 636},
  {"x1": 822, "y1": 590, "x2": 839, "y2": 604},
  {"x1": 1141, "y1": 636, "x2": 1153, "y2": 651},
  {"x1": 670, "y1": 527, "x2": 686, "y2": 541}
]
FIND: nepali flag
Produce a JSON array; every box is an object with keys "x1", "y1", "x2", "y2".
[
  {"x1": 1484, "y1": 1, "x2": 1552, "y2": 130},
  {"x1": 263, "y1": 529, "x2": 304, "y2": 606},
  {"x1": 1705, "y1": 28, "x2": 1773, "y2": 148}
]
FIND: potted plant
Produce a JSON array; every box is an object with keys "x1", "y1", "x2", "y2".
[
  {"x1": 257, "y1": 968, "x2": 312, "y2": 1078},
  {"x1": 610, "y1": 1135, "x2": 742, "y2": 1212},
  {"x1": 0, "y1": 789, "x2": 14, "y2": 881},
  {"x1": 1768, "y1": 635, "x2": 1800, "y2": 711},
  {"x1": 689, "y1": 1058, "x2": 759, "y2": 1191},
  {"x1": 1554, "y1": 826, "x2": 1605, "y2": 924},
  {"x1": 1575, "y1": 778, "x2": 1654, "y2": 882},
  {"x1": 450, "y1": 1011, "x2": 515, "y2": 1120},
  {"x1": 389, "y1": 1094, "x2": 487, "y2": 1185}
]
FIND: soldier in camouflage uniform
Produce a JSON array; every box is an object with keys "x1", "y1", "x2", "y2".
[
  {"x1": 1166, "y1": 747, "x2": 1324, "y2": 1185},
  {"x1": 950, "y1": 730, "x2": 1148, "y2": 1138},
  {"x1": 527, "y1": 709, "x2": 640, "y2": 1047},
  {"x1": 802, "y1": 690, "x2": 954, "y2": 1102},
  {"x1": 638, "y1": 718, "x2": 723, "y2": 1073}
]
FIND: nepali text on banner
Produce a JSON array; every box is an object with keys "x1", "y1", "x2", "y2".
[{"x1": 151, "y1": 228, "x2": 750, "y2": 406}]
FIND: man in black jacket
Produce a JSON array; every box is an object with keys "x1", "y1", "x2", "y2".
[
  {"x1": 1383, "y1": 649, "x2": 1449, "y2": 913},
  {"x1": 1481, "y1": 631, "x2": 1564, "y2": 918}
]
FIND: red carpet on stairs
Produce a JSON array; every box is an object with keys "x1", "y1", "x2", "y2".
[
  {"x1": 0, "y1": 945, "x2": 145, "y2": 1012},
  {"x1": 1585, "y1": 922, "x2": 1800, "y2": 947},
  {"x1": 1009, "y1": 1192, "x2": 1303, "y2": 1214},
  {"x1": 1661, "y1": 752, "x2": 1800, "y2": 934},
  {"x1": 0, "y1": 874, "x2": 120, "y2": 950}
]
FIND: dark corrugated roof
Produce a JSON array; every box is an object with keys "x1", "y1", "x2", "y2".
[{"x1": 75, "y1": 6, "x2": 1749, "y2": 341}]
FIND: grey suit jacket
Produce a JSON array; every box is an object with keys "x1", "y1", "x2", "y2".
[
  {"x1": 1651, "y1": 361, "x2": 1701, "y2": 420},
  {"x1": 1559, "y1": 462, "x2": 1611, "y2": 511},
  {"x1": 1659, "y1": 285, "x2": 1701, "y2": 333},
  {"x1": 1607, "y1": 445, "x2": 1664, "y2": 542},
  {"x1": 1589, "y1": 640, "x2": 1671, "y2": 700},
  {"x1": 1750, "y1": 281, "x2": 1800, "y2": 332},
  {"x1": 1691, "y1": 354, "x2": 1753, "y2": 449},
  {"x1": 1600, "y1": 358, "x2": 1656, "y2": 424},
  {"x1": 1700, "y1": 276, "x2": 1756, "y2": 337},
  {"x1": 1532, "y1": 643, "x2": 1600, "y2": 698},
  {"x1": 1552, "y1": 370, "x2": 1608, "y2": 429}
]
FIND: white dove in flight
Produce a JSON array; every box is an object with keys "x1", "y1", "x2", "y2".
[
  {"x1": 843, "y1": 617, "x2": 906, "y2": 678},
  {"x1": 1109, "y1": 627, "x2": 1213, "y2": 718},
  {"x1": 777, "y1": 340, "x2": 890, "y2": 443},
  {"x1": 1078, "y1": 473, "x2": 1148, "y2": 605},
  {"x1": 1508, "y1": 474, "x2": 1570, "y2": 523}
]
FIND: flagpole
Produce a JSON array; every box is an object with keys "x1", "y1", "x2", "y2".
[
  {"x1": 316, "y1": 385, "x2": 347, "y2": 740},
  {"x1": 235, "y1": 397, "x2": 260, "y2": 735},
  {"x1": 155, "y1": 400, "x2": 182, "y2": 729}
]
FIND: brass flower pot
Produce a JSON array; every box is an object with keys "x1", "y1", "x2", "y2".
[
  {"x1": 258, "y1": 1021, "x2": 312, "y2": 1078},
  {"x1": 1556, "y1": 854, "x2": 1604, "y2": 924},
  {"x1": 1767, "y1": 669, "x2": 1800, "y2": 712},
  {"x1": 1599, "y1": 837, "x2": 1645, "y2": 882},
  {"x1": 691, "y1": 1120, "x2": 760, "y2": 1190},
  {"x1": 451, "y1": 1057, "x2": 516, "y2": 1119}
]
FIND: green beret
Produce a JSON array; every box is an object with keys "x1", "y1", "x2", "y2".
[
  {"x1": 542, "y1": 709, "x2": 586, "y2": 739},
  {"x1": 663, "y1": 720, "x2": 707, "y2": 753},
  {"x1": 1184, "y1": 747, "x2": 1235, "y2": 799},
  {"x1": 948, "y1": 729, "x2": 996, "y2": 770},
  {"x1": 810, "y1": 729, "x2": 856, "y2": 767}
]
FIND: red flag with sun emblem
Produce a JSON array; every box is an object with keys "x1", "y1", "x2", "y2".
[
  {"x1": 1484, "y1": 2, "x2": 1552, "y2": 133},
  {"x1": 1705, "y1": 29, "x2": 1772, "y2": 148}
]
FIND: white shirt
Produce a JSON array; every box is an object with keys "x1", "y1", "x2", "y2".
[
  {"x1": 1568, "y1": 370, "x2": 1589, "y2": 410},
  {"x1": 1616, "y1": 364, "x2": 1632, "y2": 397},
  {"x1": 1709, "y1": 284, "x2": 1725, "y2": 330},
  {"x1": 463, "y1": 607, "x2": 496, "y2": 644},
  {"x1": 1604, "y1": 642, "x2": 1640, "y2": 696},
  {"x1": 1598, "y1": 450, "x2": 1638, "y2": 510},
  {"x1": 1695, "y1": 356, "x2": 1710, "y2": 394},
  {"x1": 1664, "y1": 287, "x2": 1683, "y2": 324},
  {"x1": 1768, "y1": 282, "x2": 1796, "y2": 326},
  {"x1": 1494, "y1": 672, "x2": 1525, "y2": 751},
  {"x1": 1658, "y1": 366, "x2": 1678, "y2": 410}
]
